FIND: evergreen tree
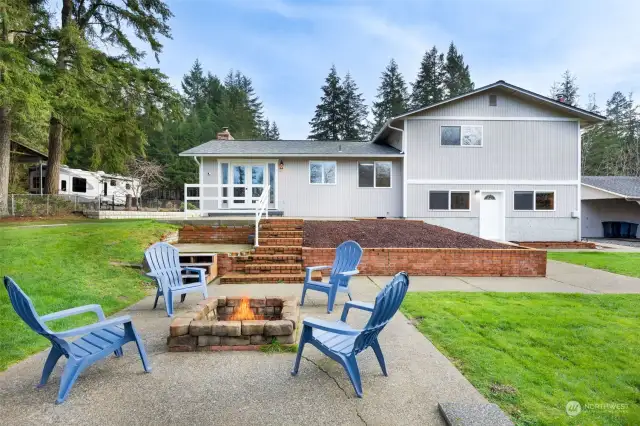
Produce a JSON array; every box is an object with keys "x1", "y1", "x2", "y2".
[
  {"x1": 308, "y1": 65, "x2": 343, "y2": 140},
  {"x1": 182, "y1": 60, "x2": 207, "y2": 109},
  {"x1": 371, "y1": 59, "x2": 409, "y2": 137},
  {"x1": 44, "y1": 0, "x2": 173, "y2": 195},
  {"x1": 270, "y1": 122, "x2": 280, "y2": 140},
  {"x1": 411, "y1": 46, "x2": 445, "y2": 109},
  {"x1": 443, "y1": 42, "x2": 474, "y2": 98},
  {"x1": 339, "y1": 72, "x2": 369, "y2": 140},
  {"x1": 550, "y1": 70, "x2": 579, "y2": 106}
]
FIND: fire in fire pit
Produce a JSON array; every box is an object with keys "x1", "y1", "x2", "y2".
[{"x1": 229, "y1": 296, "x2": 263, "y2": 321}]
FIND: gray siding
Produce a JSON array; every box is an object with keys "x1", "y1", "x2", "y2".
[
  {"x1": 410, "y1": 90, "x2": 565, "y2": 118},
  {"x1": 582, "y1": 199, "x2": 640, "y2": 238},
  {"x1": 202, "y1": 158, "x2": 218, "y2": 211},
  {"x1": 408, "y1": 183, "x2": 579, "y2": 241},
  {"x1": 405, "y1": 119, "x2": 579, "y2": 180},
  {"x1": 278, "y1": 158, "x2": 402, "y2": 217}
]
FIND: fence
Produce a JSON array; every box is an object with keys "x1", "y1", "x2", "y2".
[{"x1": 7, "y1": 194, "x2": 185, "y2": 217}]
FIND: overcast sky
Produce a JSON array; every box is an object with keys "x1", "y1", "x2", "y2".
[{"x1": 150, "y1": 0, "x2": 640, "y2": 139}]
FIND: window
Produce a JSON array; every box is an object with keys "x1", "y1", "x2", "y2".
[
  {"x1": 429, "y1": 190, "x2": 471, "y2": 210},
  {"x1": 125, "y1": 183, "x2": 131, "y2": 190},
  {"x1": 309, "y1": 161, "x2": 336, "y2": 184},
  {"x1": 110, "y1": 179, "x2": 116, "y2": 186},
  {"x1": 514, "y1": 191, "x2": 555, "y2": 211},
  {"x1": 489, "y1": 94, "x2": 497, "y2": 106},
  {"x1": 268, "y1": 163, "x2": 276, "y2": 204},
  {"x1": 72, "y1": 177, "x2": 87, "y2": 193},
  {"x1": 358, "y1": 161, "x2": 392, "y2": 188},
  {"x1": 61, "y1": 180, "x2": 67, "y2": 192},
  {"x1": 440, "y1": 125, "x2": 483, "y2": 147}
]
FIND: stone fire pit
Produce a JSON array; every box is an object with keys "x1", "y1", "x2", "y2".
[{"x1": 167, "y1": 296, "x2": 299, "y2": 351}]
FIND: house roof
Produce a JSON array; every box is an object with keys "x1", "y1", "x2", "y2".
[
  {"x1": 179, "y1": 140, "x2": 403, "y2": 157},
  {"x1": 10, "y1": 140, "x2": 48, "y2": 163},
  {"x1": 373, "y1": 80, "x2": 607, "y2": 142},
  {"x1": 582, "y1": 176, "x2": 640, "y2": 198}
]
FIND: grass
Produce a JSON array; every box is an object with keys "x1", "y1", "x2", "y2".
[
  {"x1": 548, "y1": 251, "x2": 640, "y2": 278},
  {"x1": 0, "y1": 219, "x2": 177, "y2": 370},
  {"x1": 259, "y1": 338, "x2": 298, "y2": 354},
  {"x1": 401, "y1": 292, "x2": 640, "y2": 426}
]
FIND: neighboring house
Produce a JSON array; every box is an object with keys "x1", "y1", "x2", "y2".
[
  {"x1": 29, "y1": 165, "x2": 139, "y2": 205},
  {"x1": 581, "y1": 176, "x2": 640, "y2": 238},
  {"x1": 180, "y1": 80, "x2": 605, "y2": 242}
]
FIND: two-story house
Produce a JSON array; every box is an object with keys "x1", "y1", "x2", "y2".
[{"x1": 180, "y1": 80, "x2": 605, "y2": 242}]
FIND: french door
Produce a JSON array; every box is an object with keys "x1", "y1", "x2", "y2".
[{"x1": 230, "y1": 163, "x2": 266, "y2": 207}]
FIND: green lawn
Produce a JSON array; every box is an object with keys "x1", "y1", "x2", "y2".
[
  {"x1": 0, "y1": 220, "x2": 177, "y2": 370},
  {"x1": 548, "y1": 251, "x2": 640, "y2": 278},
  {"x1": 401, "y1": 292, "x2": 640, "y2": 426}
]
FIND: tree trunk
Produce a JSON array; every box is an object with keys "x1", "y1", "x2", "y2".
[
  {"x1": 46, "y1": 115, "x2": 63, "y2": 194},
  {"x1": 0, "y1": 106, "x2": 11, "y2": 216},
  {"x1": 45, "y1": 0, "x2": 73, "y2": 195}
]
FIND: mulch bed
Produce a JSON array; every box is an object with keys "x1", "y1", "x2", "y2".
[{"x1": 303, "y1": 220, "x2": 514, "y2": 249}]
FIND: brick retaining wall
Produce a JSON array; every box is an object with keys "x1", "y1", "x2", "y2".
[
  {"x1": 179, "y1": 225, "x2": 253, "y2": 244},
  {"x1": 516, "y1": 241, "x2": 596, "y2": 249},
  {"x1": 302, "y1": 247, "x2": 547, "y2": 277}
]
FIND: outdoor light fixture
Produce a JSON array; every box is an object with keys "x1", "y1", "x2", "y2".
[{"x1": 279, "y1": 160, "x2": 284, "y2": 170}]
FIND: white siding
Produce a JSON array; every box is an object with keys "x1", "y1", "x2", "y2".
[
  {"x1": 406, "y1": 119, "x2": 579, "y2": 180},
  {"x1": 202, "y1": 158, "x2": 219, "y2": 211},
  {"x1": 278, "y1": 158, "x2": 403, "y2": 217},
  {"x1": 408, "y1": 183, "x2": 580, "y2": 241},
  {"x1": 410, "y1": 90, "x2": 565, "y2": 118}
]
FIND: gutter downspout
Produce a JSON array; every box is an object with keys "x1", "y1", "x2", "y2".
[{"x1": 387, "y1": 121, "x2": 407, "y2": 218}]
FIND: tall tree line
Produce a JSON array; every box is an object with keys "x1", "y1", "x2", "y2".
[
  {"x1": 144, "y1": 60, "x2": 280, "y2": 191},
  {"x1": 309, "y1": 42, "x2": 474, "y2": 140}
]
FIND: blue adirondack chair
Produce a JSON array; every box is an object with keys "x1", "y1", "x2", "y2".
[
  {"x1": 301, "y1": 240, "x2": 363, "y2": 313},
  {"x1": 292, "y1": 272, "x2": 409, "y2": 398},
  {"x1": 144, "y1": 242, "x2": 208, "y2": 316},
  {"x1": 4, "y1": 277, "x2": 151, "y2": 404}
]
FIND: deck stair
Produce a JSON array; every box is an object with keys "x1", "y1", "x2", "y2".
[{"x1": 220, "y1": 219, "x2": 320, "y2": 284}]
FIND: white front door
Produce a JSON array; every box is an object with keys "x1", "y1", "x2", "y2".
[
  {"x1": 479, "y1": 191, "x2": 505, "y2": 240},
  {"x1": 230, "y1": 163, "x2": 266, "y2": 208}
]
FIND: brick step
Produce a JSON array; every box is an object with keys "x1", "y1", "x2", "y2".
[
  {"x1": 242, "y1": 263, "x2": 303, "y2": 274},
  {"x1": 261, "y1": 219, "x2": 304, "y2": 224},
  {"x1": 259, "y1": 237, "x2": 303, "y2": 246},
  {"x1": 232, "y1": 254, "x2": 303, "y2": 264},
  {"x1": 259, "y1": 230, "x2": 303, "y2": 238},
  {"x1": 254, "y1": 246, "x2": 303, "y2": 255},
  {"x1": 220, "y1": 271, "x2": 320, "y2": 284},
  {"x1": 259, "y1": 224, "x2": 303, "y2": 231}
]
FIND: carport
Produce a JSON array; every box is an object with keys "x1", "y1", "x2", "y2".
[{"x1": 582, "y1": 176, "x2": 640, "y2": 238}]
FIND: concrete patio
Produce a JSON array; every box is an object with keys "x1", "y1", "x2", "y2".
[{"x1": 1, "y1": 263, "x2": 638, "y2": 425}]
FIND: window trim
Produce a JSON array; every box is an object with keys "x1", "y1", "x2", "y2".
[
  {"x1": 440, "y1": 125, "x2": 484, "y2": 148},
  {"x1": 428, "y1": 190, "x2": 472, "y2": 211},
  {"x1": 308, "y1": 161, "x2": 337, "y2": 185},
  {"x1": 357, "y1": 161, "x2": 392, "y2": 189},
  {"x1": 513, "y1": 190, "x2": 556, "y2": 212}
]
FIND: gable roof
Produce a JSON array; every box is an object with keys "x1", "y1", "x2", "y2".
[
  {"x1": 582, "y1": 176, "x2": 640, "y2": 198},
  {"x1": 179, "y1": 140, "x2": 402, "y2": 157},
  {"x1": 373, "y1": 80, "x2": 606, "y2": 143}
]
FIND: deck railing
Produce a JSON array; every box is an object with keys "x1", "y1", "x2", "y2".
[{"x1": 254, "y1": 185, "x2": 270, "y2": 247}]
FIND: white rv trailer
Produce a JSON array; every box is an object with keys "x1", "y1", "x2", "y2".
[{"x1": 29, "y1": 165, "x2": 139, "y2": 205}]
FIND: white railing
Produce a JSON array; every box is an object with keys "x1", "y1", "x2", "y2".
[
  {"x1": 254, "y1": 185, "x2": 270, "y2": 247},
  {"x1": 183, "y1": 184, "x2": 271, "y2": 224}
]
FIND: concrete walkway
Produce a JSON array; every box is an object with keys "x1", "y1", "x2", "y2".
[{"x1": 0, "y1": 277, "x2": 486, "y2": 426}]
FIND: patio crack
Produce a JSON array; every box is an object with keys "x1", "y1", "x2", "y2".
[
  {"x1": 366, "y1": 276, "x2": 382, "y2": 290},
  {"x1": 302, "y1": 355, "x2": 367, "y2": 425}
]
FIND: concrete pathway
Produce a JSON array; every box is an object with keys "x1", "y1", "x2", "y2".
[
  {"x1": 369, "y1": 261, "x2": 640, "y2": 294},
  {"x1": 0, "y1": 277, "x2": 486, "y2": 426}
]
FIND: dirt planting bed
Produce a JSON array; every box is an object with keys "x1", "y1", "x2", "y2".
[{"x1": 303, "y1": 220, "x2": 514, "y2": 249}]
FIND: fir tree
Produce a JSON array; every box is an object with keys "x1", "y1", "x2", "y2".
[
  {"x1": 371, "y1": 59, "x2": 409, "y2": 137},
  {"x1": 182, "y1": 60, "x2": 207, "y2": 109},
  {"x1": 269, "y1": 122, "x2": 280, "y2": 140},
  {"x1": 443, "y1": 42, "x2": 474, "y2": 98},
  {"x1": 550, "y1": 70, "x2": 579, "y2": 106},
  {"x1": 308, "y1": 65, "x2": 343, "y2": 140},
  {"x1": 339, "y1": 72, "x2": 369, "y2": 140},
  {"x1": 411, "y1": 46, "x2": 445, "y2": 109}
]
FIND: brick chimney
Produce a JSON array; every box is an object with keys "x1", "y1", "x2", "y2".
[{"x1": 216, "y1": 127, "x2": 234, "y2": 140}]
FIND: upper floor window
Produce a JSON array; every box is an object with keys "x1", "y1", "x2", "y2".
[
  {"x1": 309, "y1": 161, "x2": 336, "y2": 185},
  {"x1": 489, "y1": 94, "x2": 498, "y2": 106},
  {"x1": 358, "y1": 161, "x2": 392, "y2": 188},
  {"x1": 514, "y1": 191, "x2": 555, "y2": 211},
  {"x1": 441, "y1": 125, "x2": 483, "y2": 147}
]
